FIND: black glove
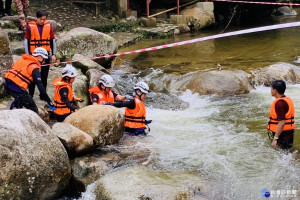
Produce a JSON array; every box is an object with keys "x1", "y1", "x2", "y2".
[
  {"x1": 104, "y1": 102, "x2": 113, "y2": 105},
  {"x1": 145, "y1": 120, "x2": 152, "y2": 124}
]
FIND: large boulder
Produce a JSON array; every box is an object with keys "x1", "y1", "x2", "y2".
[
  {"x1": 56, "y1": 27, "x2": 118, "y2": 68},
  {"x1": 94, "y1": 166, "x2": 208, "y2": 200},
  {"x1": 0, "y1": 27, "x2": 13, "y2": 71},
  {"x1": 186, "y1": 69, "x2": 254, "y2": 96},
  {"x1": 0, "y1": 109, "x2": 71, "y2": 200},
  {"x1": 0, "y1": 77, "x2": 6, "y2": 99},
  {"x1": 64, "y1": 105, "x2": 124, "y2": 147},
  {"x1": 181, "y1": 2, "x2": 215, "y2": 31},
  {"x1": 250, "y1": 62, "x2": 300, "y2": 86},
  {"x1": 86, "y1": 68, "x2": 107, "y2": 88}
]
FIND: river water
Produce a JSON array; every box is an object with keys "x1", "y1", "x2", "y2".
[{"x1": 79, "y1": 10, "x2": 300, "y2": 200}]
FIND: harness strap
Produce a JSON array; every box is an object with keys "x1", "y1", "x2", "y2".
[
  {"x1": 8, "y1": 70, "x2": 32, "y2": 85},
  {"x1": 124, "y1": 119, "x2": 146, "y2": 124},
  {"x1": 125, "y1": 115, "x2": 145, "y2": 119}
]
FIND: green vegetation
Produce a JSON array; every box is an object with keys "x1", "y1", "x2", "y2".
[
  {"x1": 91, "y1": 22, "x2": 138, "y2": 33},
  {"x1": 91, "y1": 22, "x2": 174, "y2": 39}
]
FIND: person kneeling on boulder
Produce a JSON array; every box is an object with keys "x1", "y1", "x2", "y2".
[
  {"x1": 53, "y1": 64, "x2": 83, "y2": 122},
  {"x1": 112, "y1": 81, "x2": 152, "y2": 136}
]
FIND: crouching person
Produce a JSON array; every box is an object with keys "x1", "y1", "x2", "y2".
[
  {"x1": 89, "y1": 74, "x2": 125, "y2": 105},
  {"x1": 112, "y1": 82, "x2": 152, "y2": 136},
  {"x1": 53, "y1": 64, "x2": 83, "y2": 122},
  {"x1": 4, "y1": 47, "x2": 54, "y2": 113}
]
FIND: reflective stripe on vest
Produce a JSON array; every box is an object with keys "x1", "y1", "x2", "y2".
[
  {"x1": 268, "y1": 96, "x2": 295, "y2": 132},
  {"x1": 28, "y1": 21, "x2": 51, "y2": 53},
  {"x1": 88, "y1": 86, "x2": 115, "y2": 104},
  {"x1": 53, "y1": 79, "x2": 74, "y2": 115},
  {"x1": 124, "y1": 97, "x2": 146, "y2": 129},
  {"x1": 4, "y1": 54, "x2": 40, "y2": 90}
]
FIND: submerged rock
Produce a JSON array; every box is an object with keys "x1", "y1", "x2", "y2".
[
  {"x1": 71, "y1": 136, "x2": 152, "y2": 187},
  {"x1": 94, "y1": 165, "x2": 208, "y2": 200}
]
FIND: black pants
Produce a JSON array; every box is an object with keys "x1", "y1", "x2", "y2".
[
  {"x1": 55, "y1": 113, "x2": 71, "y2": 122},
  {"x1": 6, "y1": 87, "x2": 38, "y2": 114},
  {"x1": 273, "y1": 131, "x2": 294, "y2": 149},
  {"x1": 0, "y1": 0, "x2": 12, "y2": 13},
  {"x1": 29, "y1": 58, "x2": 50, "y2": 98},
  {"x1": 124, "y1": 127, "x2": 147, "y2": 136}
]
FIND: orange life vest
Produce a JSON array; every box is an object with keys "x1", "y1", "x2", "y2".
[
  {"x1": 28, "y1": 21, "x2": 51, "y2": 53},
  {"x1": 88, "y1": 86, "x2": 115, "y2": 104},
  {"x1": 4, "y1": 54, "x2": 40, "y2": 90},
  {"x1": 53, "y1": 78, "x2": 74, "y2": 115},
  {"x1": 124, "y1": 97, "x2": 146, "y2": 129},
  {"x1": 268, "y1": 96, "x2": 295, "y2": 132}
]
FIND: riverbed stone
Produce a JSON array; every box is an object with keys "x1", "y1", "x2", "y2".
[
  {"x1": 71, "y1": 136, "x2": 152, "y2": 187},
  {"x1": 250, "y1": 62, "x2": 300, "y2": 86},
  {"x1": 186, "y1": 69, "x2": 254, "y2": 96},
  {"x1": 56, "y1": 27, "x2": 118, "y2": 68},
  {"x1": 64, "y1": 105, "x2": 124, "y2": 147},
  {"x1": 52, "y1": 122, "x2": 94, "y2": 154},
  {"x1": 94, "y1": 165, "x2": 208, "y2": 200},
  {"x1": 0, "y1": 109, "x2": 71, "y2": 200}
]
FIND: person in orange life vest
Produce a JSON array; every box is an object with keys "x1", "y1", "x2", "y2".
[
  {"x1": 24, "y1": 10, "x2": 56, "y2": 99},
  {"x1": 4, "y1": 47, "x2": 54, "y2": 114},
  {"x1": 89, "y1": 74, "x2": 126, "y2": 105},
  {"x1": 268, "y1": 80, "x2": 295, "y2": 149},
  {"x1": 53, "y1": 64, "x2": 83, "y2": 122},
  {"x1": 112, "y1": 82, "x2": 152, "y2": 136}
]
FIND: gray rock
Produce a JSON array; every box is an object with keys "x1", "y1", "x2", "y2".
[
  {"x1": 52, "y1": 122, "x2": 94, "y2": 154},
  {"x1": 0, "y1": 20, "x2": 17, "y2": 29},
  {"x1": 186, "y1": 69, "x2": 254, "y2": 96},
  {"x1": 181, "y1": 2, "x2": 215, "y2": 31},
  {"x1": 0, "y1": 27, "x2": 13, "y2": 71},
  {"x1": 73, "y1": 75, "x2": 89, "y2": 108},
  {"x1": 250, "y1": 62, "x2": 300, "y2": 86},
  {"x1": 56, "y1": 27, "x2": 118, "y2": 68},
  {"x1": 0, "y1": 109, "x2": 71, "y2": 200},
  {"x1": 64, "y1": 105, "x2": 124, "y2": 147},
  {"x1": 71, "y1": 137, "x2": 152, "y2": 187},
  {"x1": 86, "y1": 68, "x2": 107, "y2": 88},
  {"x1": 72, "y1": 54, "x2": 106, "y2": 73}
]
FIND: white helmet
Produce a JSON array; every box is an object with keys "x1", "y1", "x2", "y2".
[
  {"x1": 32, "y1": 47, "x2": 48, "y2": 59},
  {"x1": 99, "y1": 74, "x2": 115, "y2": 88},
  {"x1": 134, "y1": 81, "x2": 151, "y2": 94},
  {"x1": 62, "y1": 64, "x2": 78, "y2": 78}
]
